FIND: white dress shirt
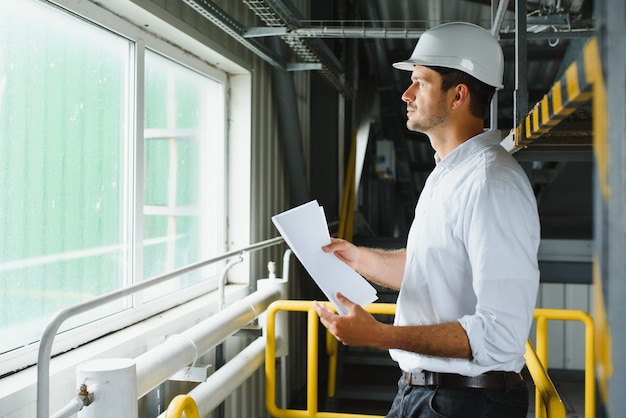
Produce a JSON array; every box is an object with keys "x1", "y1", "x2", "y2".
[{"x1": 390, "y1": 130, "x2": 540, "y2": 376}]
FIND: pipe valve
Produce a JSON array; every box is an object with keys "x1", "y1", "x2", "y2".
[{"x1": 76, "y1": 383, "x2": 93, "y2": 407}]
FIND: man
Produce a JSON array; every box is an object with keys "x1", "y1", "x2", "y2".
[{"x1": 314, "y1": 22, "x2": 540, "y2": 417}]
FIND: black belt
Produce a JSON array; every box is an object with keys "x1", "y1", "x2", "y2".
[{"x1": 402, "y1": 370, "x2": 523, "y2": 390}]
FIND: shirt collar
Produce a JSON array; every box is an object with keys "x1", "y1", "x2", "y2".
[{"x1": 433, "y1": 130, "x2": 501, "y2": 169}]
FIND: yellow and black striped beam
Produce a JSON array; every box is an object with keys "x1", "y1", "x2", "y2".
[
  {"x1": 504, "y1": 36, "x2": 608, "y2": 196},
  {"x1": 510, "y1": 35, "x2": 614, "y2": 405},
  {"x1": 514, "y1": 37, "x2": 598, "y2": 147}
]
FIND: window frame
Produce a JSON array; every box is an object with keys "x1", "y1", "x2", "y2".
[{"x1": 0, "y1": 0, "x2": 237, "y2": 376}]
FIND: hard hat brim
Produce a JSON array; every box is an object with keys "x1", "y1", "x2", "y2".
[
  {"x1": 392, "y1": 61, "x2": 417, "y2": 72},
  {"x1": 392, "y1": 59, "x2": 504, "y2": 90}
]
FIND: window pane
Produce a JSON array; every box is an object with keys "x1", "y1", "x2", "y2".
[
  {"x1": 0, "y1": 0, "x2": 132, "y2": 354},
  {"x1": 143, "y1": 51, "x2": 224, "y2": 300}
]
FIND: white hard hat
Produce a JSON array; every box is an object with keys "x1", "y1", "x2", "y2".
[{"x1": 393, "y1": 22, "x2": 504, "y2": 89}]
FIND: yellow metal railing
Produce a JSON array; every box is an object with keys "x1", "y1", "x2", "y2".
[
  {"x1": 265, "y1": 301, "x2": 586, "y2": 418},
  {"x1": 265, "y1": 300, "x2": 393, "y2": 418},
  {"x1": 165, "y1": 394, "x2": 200, "y2": 418},
  {"x1": 524, "y1": 340, "x2": 566, "y2": 418},
  {"x1": 164, "y1": 303, "x2": 592, "y2": 418},
  {"x1": 531, "y1": 308, "x2": 595, "y2": 418}
]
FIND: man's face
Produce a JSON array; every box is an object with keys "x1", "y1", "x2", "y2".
[{"x1": 401, "y1": 66, "x2": 450, "y2": 134}]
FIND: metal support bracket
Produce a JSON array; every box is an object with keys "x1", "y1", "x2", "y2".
[{"x1": 169, "y1": 364, "x2": 213, "y2": 383}]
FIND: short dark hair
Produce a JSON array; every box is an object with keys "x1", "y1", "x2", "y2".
[{"x1": 428, "y1": 66, "x2": 496, "y2": 119}]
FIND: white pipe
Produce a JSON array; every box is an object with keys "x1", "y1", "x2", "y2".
[
  {"x1": 282, "y1": 249, "x2": 292, "y2": 282},
  {"x1": 257, "y1": 278, "x2": 289, "y2": 357},
  {"x1": 77, "y1": 358, "x2": 137, "y2": 418},
  {"x1": 280, "y1": 249, "x2": 293, "y2": 408},
  {"x1": 50, "y1": 397, "x2": 85, "y2": 418},
  {"x1": 135, "y1": 286, "x2": 280, "y2": 398},
  {"x1": 157, "y1": 337, "x2": 267, "y2": 418},
  {"x1": 37, "y1": 237, "x2": 285, "y2": 418},
  {"x1": 218, "y1": 256, "x2": 244, "y2": 310}
]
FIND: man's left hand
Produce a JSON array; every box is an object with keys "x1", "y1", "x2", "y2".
[{"x1": 314, "y1": 292, "x2": 384, "y2": 348}]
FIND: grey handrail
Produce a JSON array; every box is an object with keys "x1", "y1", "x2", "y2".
[{"x1": 36, "y1": 236, "x2": 284, "y2": 418}]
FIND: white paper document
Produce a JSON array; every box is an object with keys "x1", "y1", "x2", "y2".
[{"x1": 271, "y1": 200, "x2": 378, "y2": 315}]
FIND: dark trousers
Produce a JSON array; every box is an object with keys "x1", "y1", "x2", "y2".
[{"x1": 386, "y1": 378, "x2": 529, "y2": 418}]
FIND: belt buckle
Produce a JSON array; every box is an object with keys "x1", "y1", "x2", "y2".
[{"x1": 412, "y1": 371, "x2": 427, "y2": 385}]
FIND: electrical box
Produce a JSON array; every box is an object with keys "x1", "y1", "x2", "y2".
[{"x1": 375, "y1": 139, "x2": 396, "y2": 181}]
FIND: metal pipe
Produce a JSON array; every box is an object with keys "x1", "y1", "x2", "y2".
[
  {"x1": 282, "y1": 249, "x2": 293, "y2": 283},
  {"x1": 514, "y1": 0, "x2": 529, "y2": 126},
  {"x1": 280, "y1": 245, "x2": 294, "y2": 413},
  {"x1": 50, "y1": 397, "x2": 85, "y2": 418},
  {"x1": 269, "y1": 36, "x2": 311, "y2": 206},
  {"x1": 243, "y1": 26, "x2": 593, "y2": 40},
  {"x1": 491, "y1": 0, "x2": 510, "y2": 37},
  {"x1": 218, "y1": 255, "x2": 245, "y2": 310},
  {"x1": 157, "y1": 337, "x2": 267, "y2": 418},
  {"x1": 135, "y1": 286, "x2": 281, "y2": 398},
  {"x1": 489, "y1": 0, "x2": 509, "y2": 130},
  {"x1": 36, "y1": 236, "x2": 284, "y2": 418}
]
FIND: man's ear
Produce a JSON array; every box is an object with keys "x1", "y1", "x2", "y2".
[{"x1": 450, "y1": 83, "x2": 470, "y2": 110}]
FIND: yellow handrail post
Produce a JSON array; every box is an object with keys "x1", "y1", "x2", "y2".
[
  {"x1": 533, "y1": 308, "x2": 595, "y2": 418},
  {"x1": 326, "y1": 330, "x2": 338, "y2": 398},
  {"x1": 583, "y1": 312, "x2": 596, "y2": 418},
  {"x1": 534, "y1": 315, "x2": 549, "y2": 417},
  {"x1": 308, "y1": 307, "x2": 320, "y2": 417}
]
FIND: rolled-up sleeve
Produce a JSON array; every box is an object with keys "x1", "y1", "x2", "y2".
[{"x1": 458, "y1": 177, "x2": 540, "y2": 367}]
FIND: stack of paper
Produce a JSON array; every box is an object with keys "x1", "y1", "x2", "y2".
[{"x1": 271, "y1": 200, "x2": 378, "y2": 315}]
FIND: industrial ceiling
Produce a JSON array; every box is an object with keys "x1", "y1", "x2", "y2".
[{"x1": 185, "y1": 0, "x2": 595, "y2": 241}]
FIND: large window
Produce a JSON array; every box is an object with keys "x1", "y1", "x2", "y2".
[
  {"x1": 142, "y1": 50, "x2": 224, "y2": 300},
  {"x1": 0, "y1": 0, "x2": 227, "y2": 367}
]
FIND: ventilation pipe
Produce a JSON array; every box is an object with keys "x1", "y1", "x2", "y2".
[{"x1": 269, "y1": 36, "x2": 310, "y2": 206}]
